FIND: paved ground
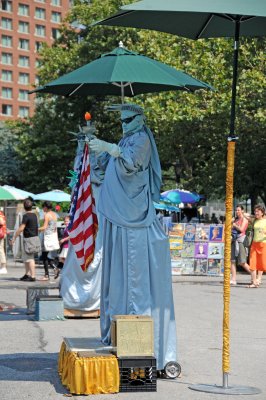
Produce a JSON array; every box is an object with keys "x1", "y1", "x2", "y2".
[{"x1": 0, "y1": 260, "x2": 265, "y2": 400}]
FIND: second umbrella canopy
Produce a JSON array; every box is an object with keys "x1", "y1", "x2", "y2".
[
  {"x1": 33, "y1": 190, "x2": 71, "y2": 203},
  {"x1": 30, "y1": 43, "x2": 213, "y2": 102}
]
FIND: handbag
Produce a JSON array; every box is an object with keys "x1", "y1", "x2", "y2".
[
  {"x1": 44, "y1": 231, "x2": 60, "y2": 252},
  {"x1": 23, "y1": 236, "x2": 41, "y2": 254},
  {"x1": 243, "y1": 230, "x2": 253, "y2": 248}
]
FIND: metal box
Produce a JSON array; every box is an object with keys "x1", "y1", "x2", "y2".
[
  {"x1": 26, "y1": 287, "x2": 49, "y2": 314},
  {"x1": 35, "y1": 295, "x2": 64, "y2": 321},
  {"x1": 111, "y1": 315, "x2": 154, "y2": 357},
  {"x1": 118, "y1": 356, "x2": 157, "y2": 392}
]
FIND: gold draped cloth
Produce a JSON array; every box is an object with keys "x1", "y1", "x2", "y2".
[{"x1": 58, "y1": 342, "x2": 120, "y2": 394}]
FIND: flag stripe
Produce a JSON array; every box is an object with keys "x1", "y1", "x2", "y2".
[{"x1": 68, "y1": 144, "x2": 98, "y2": 271}]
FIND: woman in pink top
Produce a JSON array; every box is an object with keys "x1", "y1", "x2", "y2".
[{"x1": 230, "y1": 205, "x2": 250, "y2": 285}]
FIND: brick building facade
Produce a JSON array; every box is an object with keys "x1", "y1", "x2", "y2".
[{"x1": 0, "y1": 0, "x2": 72, "y2": 120}]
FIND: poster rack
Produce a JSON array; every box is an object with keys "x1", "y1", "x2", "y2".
[{"x1": 167, "y1": 222, "x2": 224, "y2": 276}]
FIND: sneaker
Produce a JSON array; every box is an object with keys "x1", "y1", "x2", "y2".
[
  {"x1": 20, "y1": 274, "x2": 29, "y2": 281},
  {"x1": 23, "y1": 276, "x2": 36, "y2": 282},
  {"x1": 54, "y1": 268, "x2": 60, "y2": 279},
  {"x1": 230, "y1": 280, "x2": 237, "y2": 286},
  {"x1": 0, "y1": 267, "x2": 7, "y2": 274}
]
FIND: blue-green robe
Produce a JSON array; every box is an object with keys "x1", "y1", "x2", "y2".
[{"x1": 98, "y1": 127, "x2": 177, "y2": 369}]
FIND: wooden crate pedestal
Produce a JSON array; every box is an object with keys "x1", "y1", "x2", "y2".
[{"x1": 111, "y1": 315, "x2": 154, "y2": 357}]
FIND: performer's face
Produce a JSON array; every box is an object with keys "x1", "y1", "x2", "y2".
[{"x1": 121, "y1": 111, "x2": 143, "y2": 134}]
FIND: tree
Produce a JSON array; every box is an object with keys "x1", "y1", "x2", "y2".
[
  {"x1": 9, "y1": 0, "x2": 266, "y2": 204},
  {"x1": 0, "y1": 122, "x2": 21, "y2": 186}
]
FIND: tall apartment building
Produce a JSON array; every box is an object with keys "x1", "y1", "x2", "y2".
[{"x1": 0, "y1": 0, "x2": 72, "y2": 121}]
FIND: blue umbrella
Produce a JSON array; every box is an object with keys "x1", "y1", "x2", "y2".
[
  {"x1": 153, "y1": 202, "x2": 180, "y2": 212},
  {"x1": 161, "y1": 189, "x2": 200, "y2": 204},
  {"x1": 33, "y1": 189, "x2": 71, "y2": 202}
]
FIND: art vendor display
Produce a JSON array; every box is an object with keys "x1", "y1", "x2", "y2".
[{"x1": 169, "y1": 223, "x2": 224, "y2": 276}]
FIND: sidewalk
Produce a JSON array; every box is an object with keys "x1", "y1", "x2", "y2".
[{"x1": 0, "y1": 259, "x2": 265, "y2": 400}]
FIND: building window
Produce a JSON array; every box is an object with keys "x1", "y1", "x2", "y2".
[
  {"x1": 1, "y1": 52, "x2": 12, "y2": 65},
  {"x1": 19, "y1": 38, "x2": 30, "y2": 50},
  {"x1": 1, "y1": 34, "x2": 12, "y2": 47},
  {"x1": 2, "y1": 104, "x2": 12, "y2": 116},
  {"x1": 19, "y1": 106, "x2": 29, "y2": 118},
  {"x1": 18, "y1": 21, "x2": 29, "y2": 33},
  {"x1": 35, "y1": 24, "x2": 46, "y2": 36},
  {"x1": 1, "y1": 17, "x2": 12, "y2": 30},
  {"x1": 35, "y1": 7, "x2": 45, "y2": 19},
  {"x1": 18, "y1": 72, "x2": 29, "y2": 84},
  {"x1": 51, "y1": 28, "x2": 61, "y2": 40},
  {"x1": 18, "y1": 89, "x2": 29, "y2": 101},
  {"x1": 35, "y1": 59, "x2": 40, "y2": 68},
  {"x1": 1, "y1": 70, "x2": 12, "y2": 82},
  {"x1": 51, "y1": 11, "x2": 61, "y2": 23},
  {"x1": 1, "y1": 1, "x2": 12, "y2": 12},
  {"x1": 18, "y1": 55, "x2": 30, "y2": 67},
  {"x1": 35, "y1": 76, "x2": 40, "y2": 85},
  {"x1": 1, "y1": 87, "x2": 12, "y2": 99},
  {"x1": 18, "y1": 3, "x2": 30, "y2": 16},
  {"x1": 51, "y1": 0, "x2": 61, "y2": 5},
  {"x1": 35, "y1": 41, "x2": 43, "y2": 52}
]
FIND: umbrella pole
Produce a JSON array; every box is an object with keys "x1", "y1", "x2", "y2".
[
  {"x1": 229, "y1": 18, "x2": 240, "y2": 140},
  {"x1": 190, "y1": 19, "x2": 260, "y2": 395},
  {"x1": 121, "y1": 82, "x2": 124, "y2": 104}
]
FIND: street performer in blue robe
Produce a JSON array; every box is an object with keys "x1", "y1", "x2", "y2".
[{"x1": 89, "y1": 103, "x2": 177, "y2": 370}]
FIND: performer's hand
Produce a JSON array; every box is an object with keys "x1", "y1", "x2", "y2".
[{"x1": 89, "y1": 138, "x2": 120, "y2": 157}]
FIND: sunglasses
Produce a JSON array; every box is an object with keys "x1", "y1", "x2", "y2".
[{"x1": 120, "y1": 114, "x2": 141, "y2": 124}]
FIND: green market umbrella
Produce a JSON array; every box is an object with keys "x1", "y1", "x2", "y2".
[
  {"x1": 96, "y1": 0, "x2": 265, "y2": 136},
  {"x1": 30, "y1": 43, "x2": 213, "y2": 102},
  {"x1": 0, "y1": 185, "x2": 34, "y2": 201},
  {"x1": 95, "y1": 0, "x2": 266, "y2": 395}
]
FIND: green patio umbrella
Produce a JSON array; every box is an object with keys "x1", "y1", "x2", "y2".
[
  {"x1": 30, "y1": 42, "x2": 213, "y2": 102},
  {"x1": 0, "y1": 185, "x2": 34, "y2": 201},
  {"x1": 95, "y1": 0, "x2": 265, "y2": 137},
  {"x1": 95, "y1": 0, "x2": 266, "y2": 395}
]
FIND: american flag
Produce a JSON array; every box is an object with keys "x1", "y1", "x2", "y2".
[{"x1": 68, "y1": 143, "x2": 98, "y2": 271}]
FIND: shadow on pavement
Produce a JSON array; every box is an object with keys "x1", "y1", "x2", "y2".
[{"x1": 0, "y1": 353, "x2": 67, "y2": 395}]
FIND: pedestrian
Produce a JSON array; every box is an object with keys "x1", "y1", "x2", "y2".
[
  {"x1": 89, "y1": 103, "x2": 177, "y2": 372},
  {"x1": 230, "y1": 204, "x2": 250, "y2": 285},
  {"x1": 11, "y1": 199, "x2": 41, "y2": 281},
  {"x1": 54, "y1": 215, "x2": 70, "y2": 279},
  {"x1": 0, "y1": 210, "x2": 7, "y2": 274},
  {"x1": 211, "y1": 213, "x2": 219, "y2": 224},
  {"x1": 247, "y1": 204, "x2": 266, "y2": 288},
  {"x1": 38, "y1": 201, "x2": 60, "y2": 281}
]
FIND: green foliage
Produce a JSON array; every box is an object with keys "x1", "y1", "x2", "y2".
[
  {"x1": 7, "y1": 0, "x2": 266, "y2": 204},
  {"x1": 0, "y1": 122, "x2": 21, "y2": 186}
]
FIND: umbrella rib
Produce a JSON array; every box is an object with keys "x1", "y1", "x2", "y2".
[
  {"x1": 196, "y1": 14, "x2": 214, "y2": 39},
  {"x1": 129, "y1": 83, "x2": 134, "y2": 96},
  {"x1": 112, "y1": 82, "x2": 133, "y2": 88},
  {"x1": 197, "y1": 13, "x2": 256, "y2": 39},
  {"x1": 68, "y1": 83, "x2": 84, "y2": 96}
]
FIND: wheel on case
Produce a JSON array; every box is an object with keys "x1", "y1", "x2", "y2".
[{"x1": 164, "y1": 361, "x2": 181, "y2": 379}]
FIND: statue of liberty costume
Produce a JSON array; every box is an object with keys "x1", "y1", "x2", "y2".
[
  {"x1": 59, "y1": 124, "x2": 104, "y2": 311},
  {"x1": 89, "y1": 104, "x2": 177, "y2": 370}
]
